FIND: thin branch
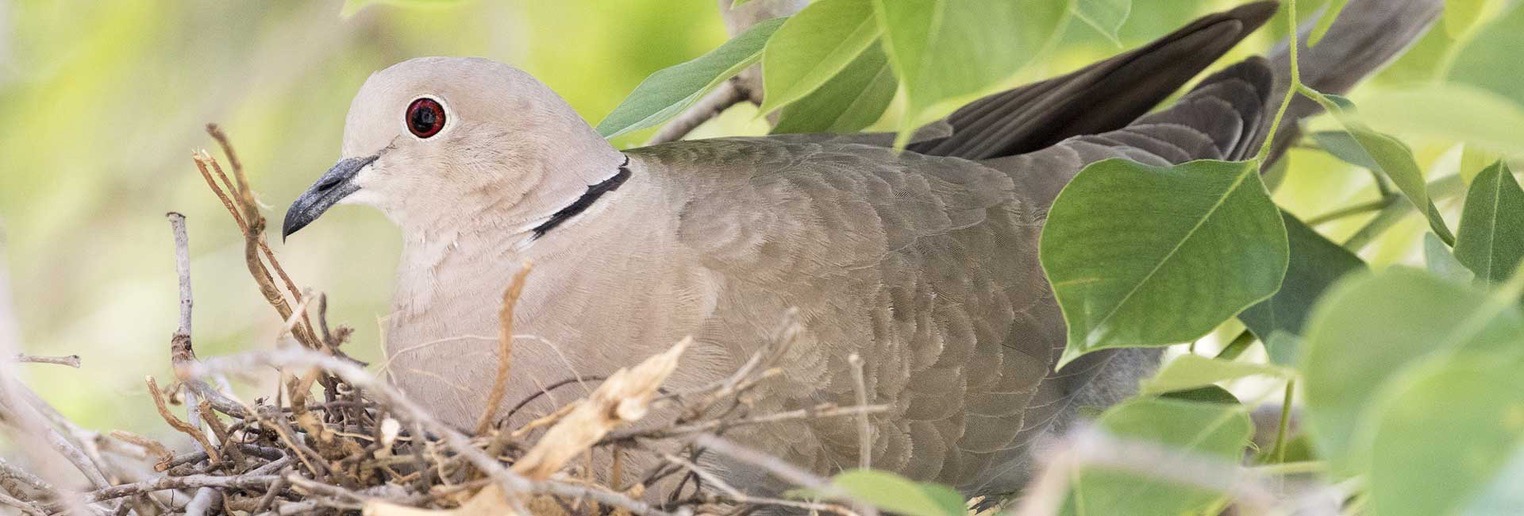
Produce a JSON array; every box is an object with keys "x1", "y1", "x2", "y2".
[
  {"x1": 608, "y1": 403, "x2": 887, "y2": 443},
  {"x1": 0, "y1": 490, "x2": 47, "y2": 516},
  {"x1": 146, "y1": 376, "x2": 220, "y2": 465},
  {"x1": 168, "y1": 212, "x2": 194, "y2": 341},
  {"x1": 83, "y1": 474, "x2": 280, "y2": 503},
  {"x1": 646, "y1": 81, "x2": 748, "y2": 145},
  {"x1": 13, "y1": 354, "x2": 81, "y2": 368},
  {"x1": 1305, "y1": 196, "x2": 1395, "y2": 226},
  {"x1": 0, "y1": 244, "x2": 109, "y2": 514},
  {"x1": 165, "y1": 212, "x2": 248, "y2": 419},
  {"x1": 661, "y1": 453, "x2": 859, "y2": 515},
  {"x1": 185, "y1": 349, "x2": 535, "y2": 508},
  {"x1": 692, "y1": 434, "x2": 833, "y2": 497},
  {"x1": 0, "y1": 457, "x2": 53, "y2": 497},
  {"x1": 204, "y1": 125, "x2": 316, "y2": 347},
  {"x1": 847, "y1": 353, "x2": 871, "y2": 470}
]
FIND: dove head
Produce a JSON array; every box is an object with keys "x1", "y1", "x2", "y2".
[{"x1": 284, "y1": 57, "x2": 623, "y2": 240}]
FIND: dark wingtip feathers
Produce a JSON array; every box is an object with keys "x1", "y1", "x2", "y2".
[
  {"x1": 908, "y1": 2, "x2": 1281, "y2": 161},
  {"x1": 1228, "y1": 2, "x2": 1281, "y2": 33}
]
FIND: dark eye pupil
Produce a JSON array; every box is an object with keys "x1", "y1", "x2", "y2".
[{"x1": 406, "y1": 98, "x2": 445, "y2": 138}]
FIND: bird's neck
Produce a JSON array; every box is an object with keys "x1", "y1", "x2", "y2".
[
  {"x1": 393, "y1": 139, "x2": 626, "y2": 238},
  {"x1": 394, "y1": 146, "x2": 629, "y2": 262}
]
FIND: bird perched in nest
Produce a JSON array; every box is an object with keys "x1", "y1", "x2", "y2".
[{"x1": 283, "y1": 0, "x2": 1439, "y2": 499}]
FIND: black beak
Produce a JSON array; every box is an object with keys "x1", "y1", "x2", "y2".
[{"x1": 283, "y1": 155, "x2": 376, "y2": 240}]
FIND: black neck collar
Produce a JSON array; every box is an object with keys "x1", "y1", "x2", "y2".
[{"x1": 530, "y1": 155, "x2": 632, "y2": 239}]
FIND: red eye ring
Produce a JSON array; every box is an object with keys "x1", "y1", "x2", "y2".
[{"x1": 406, "y1": 97, "x2": 446, "y2": 138}]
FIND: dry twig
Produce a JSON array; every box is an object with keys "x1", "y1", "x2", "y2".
[
  {"x1": 13, "y1": 354, "x2": 81, "y2": 368},
  {"x1": 476, "y1": 262, "x2": 532, "y2": 435}
]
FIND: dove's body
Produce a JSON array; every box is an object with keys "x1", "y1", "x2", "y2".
[{"x1": 285, "y1": 0, "x2": 1441, "y2": 499}]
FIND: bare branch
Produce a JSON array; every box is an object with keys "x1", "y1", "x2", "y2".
[
  {"x1": 164, "y1": 213, "x2": 247, "y2": 419},
  {"x1": 167, "y1": 212, "x2": 193, "y2": 341},
  {"x1": 0, "y1": 253, "x2": 114, "y2": 514},
  {"x1": 693, "y1": 434, "x2": 831, "y2": 494},
  {"x1": 13, "y1": 354, "x2": 81, "y2": 368},
  {"x1": 717, "y1": 0, "x2": 808, "y2": 103},
  {"x1": 645, "y1": 81, "x2": 748, "y2": 145},
  {"x1": 145, "y1": 376, "x2": 220, "y2": 465},
  {"x1": 82, "y1": 474, "x2": 279, "y2": 503},
  {"x1": 0, "y1": 490, "x2": 47, "y2": 516},
  {"x1": 847, "y1": 353, "x2": 871, "y2": 470},
  {"x1": 644, "y1": 0, "x2": 808, "y2": 145}
]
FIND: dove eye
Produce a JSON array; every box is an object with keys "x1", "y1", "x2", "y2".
[{"x1": 406, "y1": 97, "x2": 446, "y2": 139}]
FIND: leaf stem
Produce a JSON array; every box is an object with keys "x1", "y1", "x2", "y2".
[
  {"x1": 1305, "y1": 196, "x2": 1397, "y2": 226},
  {"x1": 1253, "y1": 460, "x2": 1326, "y2": 475},
  {"x1": 1341, "y1": 199, "x2": 1413, "y2": 251},
  {"x1": 1341, "y1": 175, "x2": 1467, "y2": 251},
  {"x1": 1214, "y1": 330, "x2": 1257, "y2": 360},
  {"x1": 1253, "y1": 0, "x2": 1302, "y2": 163},
  {"x1": 1271, "y1": 378, "x2": 1296, "y2": 464}
]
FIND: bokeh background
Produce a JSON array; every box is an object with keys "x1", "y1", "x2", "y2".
[{"x1": 0, "y1": 0, "x2": 1518, "y2": 439}]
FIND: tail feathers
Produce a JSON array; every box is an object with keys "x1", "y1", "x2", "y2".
[{"x1": 1132, "y1": 57, "x2": 1275, "y2": 162}]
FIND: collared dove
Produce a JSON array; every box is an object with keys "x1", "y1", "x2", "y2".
[{"x1": 283, "y1": 0, "x2": 1439, "y2": 498}]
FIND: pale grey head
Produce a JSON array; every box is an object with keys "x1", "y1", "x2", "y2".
[{"x1": 284, "y1": 57, "x2": 623, "y2": 239}]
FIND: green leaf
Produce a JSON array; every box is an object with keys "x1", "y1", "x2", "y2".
[
  {"x1": 822, "y1": 469, "x2": 964, "y2": 516},
  {"x1": 1368, "y1": 354, "x2": 1524, "y2": 516},
  {"x1": 758, "y1": 0, "x2": 881, "y2": 116},
  {"x1": 872, "y1": 0, "x2": 1064, "y2": 141},
  {"x1": 1140, "y1": 354, "x2": 1291, "y2": 396},
  {"x1": 1041, "y1": 159, "x2": 1288, "y2": 366},
  {"x1": 1425, "y1": 232, "x2": 1476, "y2": 283},
  {"x1": 1300, "y1": 268, "x2": 1524, "y2": 476},
  {"x1": 1463, "y1": 144, "x2": 1504, "y2": 184},
  {"x1": 1308, "y1": 0, "x2": 1352, "y2": 46},
  {"x1": 1452, "y1": 5, "x2": 1524, "y2": 107},
  {"x1": 1239, "y1": 211, "x2": 1365, "y2": 340},
  {"x1": 1068, "y1": 399, "x2": 1253, "y2": 515},
  {"x1": 1445, "y1": 0, "x2": 1503, "y2": 39},
  {"x1": 1262, "y1": 330, "x2": 1302, "y2": 367},
  {"x1": 1455, "y1": 161, "x2": 1524, "y2": 284},
  {"x1": 1355, "y1": 84, "x2": 1524, "y2": 157},
  {"x1": 1072, "y1": 0, "x2": 1131, "y2": 46},
  {"x1": 595, "y1": 17, "x2": 787, "y2": 139},
  {"x1": 1311, "y1": 129, "x2": 1456, "y2": 244},
  {"x1": 771, "y1": 43, "x2": 896, "y2": 134},
  {"x1": 1159, "y1": 385, "x2": 1240, "y2": 405}
]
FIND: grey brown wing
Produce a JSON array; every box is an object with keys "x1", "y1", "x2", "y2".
[
  {"x1": 962, "y1": 57, "x2": 1276, "y2": 493},
  {"x1": 638, "y1": 139, "x2": 1060, "y2": 491},
  {"x1": 631, "y1": 57, "x2": 1279, "y2": 494}
]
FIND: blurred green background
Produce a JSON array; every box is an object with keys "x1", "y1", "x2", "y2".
[{"x1": 0, "y1": 0, "x2": 1516, "y2": 438}]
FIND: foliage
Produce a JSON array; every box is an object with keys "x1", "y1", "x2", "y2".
[
  {"x1": 587, "y1": 0, "x2": 1524, "y2": 510},
  {"x1": 1040, "y1": 159, "x2": 1287, "y2": 364},
  {"x1": 596, "y1": 18, "x2": 785, "y2": 138}
]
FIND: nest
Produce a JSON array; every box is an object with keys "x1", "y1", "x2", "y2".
[{"x1": 0, "y1": 126, "x2": 885, "y2": 516}]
